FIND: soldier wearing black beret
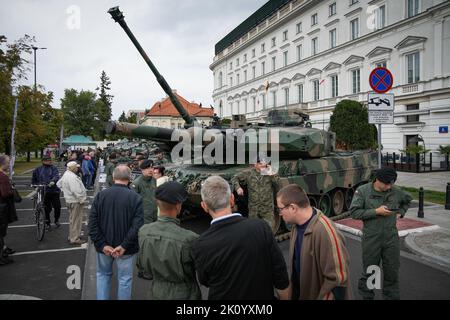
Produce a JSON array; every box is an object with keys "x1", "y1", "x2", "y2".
[
  {"x1": 350, "y1": 167, "x2": 412, "y2": 300},
  {"x1": 137, "y1": 181, "x2": 201, "y2": 300}
]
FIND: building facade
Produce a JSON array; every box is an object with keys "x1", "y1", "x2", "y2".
[
  {"x1": 210, "y1": 0, "x2": 450, "y2": 161},
  {"x1": 141, "y1": 92, "x2": 214, "y2": 129}
]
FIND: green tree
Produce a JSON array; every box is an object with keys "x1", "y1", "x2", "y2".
[
  {"x1": 14, "y1": 86, "x2": 50, "y2": 161},
  {"x1": 95, "y1": 71, "x2": 113, "y2": 139},
  {"x1": 329, "y1": 100, "x2": 377, "y2": 150},
  {"x1": 61, "y1": 89, "x2": 101, "y2": 140},
  {"x1": 118, "y1": 111, "x2": 127, "y2": 122},
  {"x1": 127, "y1": 113, "x2": 137, "y2": 124},
  {"x1": 0, "y1": 34, "x2": 34, "y2": 154}
]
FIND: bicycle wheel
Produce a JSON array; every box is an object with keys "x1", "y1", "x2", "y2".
[{"x1": 35, "y1": 207, "x2": 46, "y2": 241}]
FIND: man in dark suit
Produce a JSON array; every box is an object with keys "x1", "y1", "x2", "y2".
[{"x1": 192, "y1": 175, "x2": 289, "y2": 300}]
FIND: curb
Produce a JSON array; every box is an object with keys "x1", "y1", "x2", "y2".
[
  {"x1": 335, "y1": 222, "x2": 441, "y2": 238},
  {"x1": 404, "y1": 229, "x2": 450, "y2": 269},
  {"x1": 81, "y1": 166, "x2": 104, "y2": 300}
]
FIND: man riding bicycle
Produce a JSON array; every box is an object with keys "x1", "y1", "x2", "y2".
[{"x1": 32, "y1": 156, "x2": 61, "y2": 230}]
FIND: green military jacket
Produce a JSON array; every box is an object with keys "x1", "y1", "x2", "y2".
[
  {"x1": 231, "y1": 168, "x2": 280, "y2": 218},
  {"x1": 131, "y1": 175, "x2": 157, "y2": 224},
  {"x1": 137, "y1": 216, "x2": 201, "y2": 300},
  {"x1": 350, "y1": 182, "x2": 412, "y2": 235},
  {"x1": 104, "y1": 161, "x2": 116, "y2": 187}
]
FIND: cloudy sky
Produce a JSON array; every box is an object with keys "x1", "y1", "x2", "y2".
[{"x1": 1, "y1": 0, "x2": 267, "y2": 119}]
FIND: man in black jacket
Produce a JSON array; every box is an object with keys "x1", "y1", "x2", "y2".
[
  {"x1": 192, "y1": 176, "x2": 289, "y2": 300},
  {"x1": 89, "y1": 165, "x2": 144, "y2": 300}
]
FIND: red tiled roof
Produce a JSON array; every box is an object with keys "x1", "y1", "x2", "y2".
[{"x1": 147, "y1": 93, "x2": 214, "y2": 117}]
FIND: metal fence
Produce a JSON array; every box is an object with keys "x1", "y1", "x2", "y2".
[{"x1": 381, "y1": 152, "x2": 450, "y2": 173}]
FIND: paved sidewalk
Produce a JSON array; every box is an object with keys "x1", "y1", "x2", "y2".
[{"x1": 396, "y1": 171, "x2": 450, "y2": 193}]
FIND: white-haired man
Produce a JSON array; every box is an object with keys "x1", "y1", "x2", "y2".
[
  {"x1": 57, "y1": 161, "x2": 87, "y2": 245},
  {"x1": 192, "y1": 175, "x2": 289, "y2": 300}
]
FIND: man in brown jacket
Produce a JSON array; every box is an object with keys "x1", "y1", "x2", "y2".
[{"x1": 276, "y1": 184, "x2": 352, "y2": 300}]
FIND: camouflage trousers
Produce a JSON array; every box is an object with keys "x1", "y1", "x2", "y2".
[{"x1": 250, "y1": 211, "x2": 276, "y2": 233}]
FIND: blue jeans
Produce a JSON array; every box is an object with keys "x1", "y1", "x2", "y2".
[{"x1": 96, "y1": 252, "x2": 136, "y2": 300}]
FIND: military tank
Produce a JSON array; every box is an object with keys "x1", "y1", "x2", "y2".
[{"x1": 106, "y1": 7, "x2": 378, "y2": 235}]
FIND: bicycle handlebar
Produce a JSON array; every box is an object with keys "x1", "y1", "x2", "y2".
[{"x1": 31, "y1": 184, "x2": 47, "y2": 188}]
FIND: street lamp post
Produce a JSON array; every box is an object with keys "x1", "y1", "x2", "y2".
[{"x1": 32, "y1": 46, "x2": 47, "y2": 91}]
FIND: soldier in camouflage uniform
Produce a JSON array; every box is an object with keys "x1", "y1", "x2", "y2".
[
  {"x1": 104, "y1": 153, "x2": 117, "y2": 187},
  {"x1": 231, "y1": 158, "x2": 280, "y2": 232},
  {"x1": 350, "y1": 167, "x2": 412, "y2": 300},
  {"x1": 131, "y1": 160, "x2": 158, "y2": 224}
]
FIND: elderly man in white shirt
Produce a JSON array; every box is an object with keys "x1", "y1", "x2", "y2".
[{"x1": 57, "y1": 161, "x2": 87, "y2": 245}]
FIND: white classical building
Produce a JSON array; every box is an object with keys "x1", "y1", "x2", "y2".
[{"x1": 210, "y1": 0, "x2": 450, "y2": 159}]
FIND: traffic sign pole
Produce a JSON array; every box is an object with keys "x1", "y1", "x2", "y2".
[{"x1": 378, "y1": 124, "x2": 382, "y2": 169}]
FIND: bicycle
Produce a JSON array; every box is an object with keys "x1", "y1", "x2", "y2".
[{"x1": 30, "y1": 184, "x2": 47, "y2": 241}]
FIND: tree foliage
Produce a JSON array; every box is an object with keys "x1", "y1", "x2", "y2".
[
  {"x1": 329, "y1": 100, "x2": 377, "y2": 150},
  {"x1": 0, "y1": 34, "x2": 34, "y2": 154},
  {"x1": 95, "y1": 71, "x2": 113, "y2": 139},
  {"x1": 61, "y1": 89, "x2": 102, "y2": 140}
]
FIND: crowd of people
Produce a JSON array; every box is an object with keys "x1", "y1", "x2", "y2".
[{"x1": 0, "y1": 148, "x2": 412, "y2": 301}]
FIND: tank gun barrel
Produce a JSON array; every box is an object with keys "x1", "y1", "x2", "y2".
[{"x1": 108, "y1": 6, "x2": 197, "y2": 127}]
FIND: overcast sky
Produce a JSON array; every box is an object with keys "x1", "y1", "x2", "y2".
[{"x1": 1, "y1": 0, "x2": 267, "y2": 119}]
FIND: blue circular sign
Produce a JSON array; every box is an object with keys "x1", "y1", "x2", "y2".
[{"x1": 369, "y1": 67, "x2": 393, "y2": 93}]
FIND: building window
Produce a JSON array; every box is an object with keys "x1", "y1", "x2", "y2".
[
  {"x1": 352, "y1": 69, "x2": 361, "y2": 94},
  {"x1": 297, "y1": 44, "x2": 302, "y2": 61},
  {"x1": 283, "y1": 51, "x2": 288, "y2": 67},
  {"x1": 252, "y1": 48, "x2": 256, "y2": 58},
  {"x1": 284, "y1": 88, "x2": 289, "y2": 107},
  {"x1": 252, "y1": 66, "x2": 256, "y2": 79},
  {"x1": 329, "y1": 29, "x2": 336, "y2": 48},
  {"x1": 297, "y1": 84, "x2": 303, "y2": 103},
  {"x1": 237, "y1": 73, "x2": 240, "y2": 85},
  {"x1": 331, "y1": 75, "x2": 338, "y2": 98},
  {"x1": 296, "y1": 22, "x2": 302, "y2": 34},
  {"x1": 244, "y1": 99, "x2": 248, "y2": 114},
  {"x1": 230, "y1": 62, "x2": 233, "y2": 70},
  {"x1": 236, "y1": 58, "x2": 239, "y2": 67},
  {"x1": 252, "y1": 96, "x2": 256, "y2": 112},
  {"x1": 271, "y1": 37, "x2": 276, "y2": 47},
  {"x1": 350, "y1": 0, "x2": 359, "y2": 6},
  {"x1": 272, "y1": 56, "x2": 276, "y2": 71},
  {"x1": 311, "y1": 37, "x2": 318, "y2": 56},
  {"x1": 375, "y1": 5, "x2": 386, "y2": 30},
  {"x1": 230, "y1": 76, "x2": 233, "y2": 87},
  {"x1": 261, "y1": 93, "x2": 266, "y2": 109},
  {"x1": 376, "y1": 61, "x2": 387, "y2": 68},
  {"x1": 406, "y1": 104, "x2": 419, "y2": 122},
  {"x1": 350, "y1": 18, "x2": 359, "y2": 40},
  {"x1": 406, "y1": 52, "x2": 420, "y2": 83},
  {"x1": 229, "y1": 103, "x2": 233, "y2": 115},
  {"x1": 272, "y1": 91, "x2": 277, "y2": 108},
  {"x1": 407, "y1": 0, "x2": 420, "y2": 18},
  {"x1": 218, "y1": 72, "x2": 223, "y2": 88},
  {"x1": 283, "y1": 30, "x2": 288, "y2": 41},
  {"x1": 261, "y1": 61, "x2": 265, "y2": 75},
  {"x1": 311, "y1": 13, "x2": 318, "y2": 26},
  {"x1": 237, "y1": 101, "x2": 240, "y2": 115},
  {"x1": 313, "y1": 80, "x2": 319, "y2": 101},
  {"x1": 261, "y1": 43, "x2": 265, "y2": 53},
  {"x1": 243, "y1": 54, "x2": 247, "y2": 63},
  {"x1": 244, "y1": 70, "x2": 247, "y2": 82},
  {"x1": 329, "y1": 2, "x2": 337, "y2": 16}
]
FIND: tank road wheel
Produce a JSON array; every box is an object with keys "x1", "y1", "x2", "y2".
[
  {"x1": 344, "y1": 187, "x2": 355, "y2": 210},
  {"x1": 331, "y1": 189, "x2": 345, "y2": 216},
  {"x1": 308, "y1": 196, "x2": 318, "y2": 209},
  {"x1": 318, "y1": 194, "x2": 332, "y2": 217}
]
